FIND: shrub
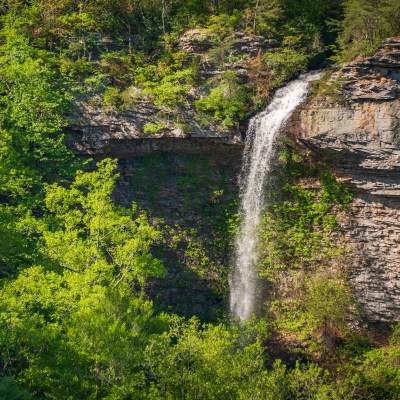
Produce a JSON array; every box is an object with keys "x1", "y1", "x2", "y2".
[
  {"x1": 264, "y1": 47, "x2": 308, "y2": 89},
  {"x1": 142, "y1": 68, "x2": 194, "y2": 110},
  {"x1": 103, "y1": 86, "x2": 122, "y2": 112},
  {"x1": 144, "y1": 121, "x2": 168, "y2": 135},
  {"x1": 195, "y1": 71, "x2": 249, "y2": 130}
]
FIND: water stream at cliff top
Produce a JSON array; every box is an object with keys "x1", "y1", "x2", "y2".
[{"x1": 230, "y1": 72, "x2": 321, "y2": 322}]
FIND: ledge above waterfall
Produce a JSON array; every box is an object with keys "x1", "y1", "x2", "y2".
[{"x1": 66, "y1": 99, "x2": 245, "y2": 156}]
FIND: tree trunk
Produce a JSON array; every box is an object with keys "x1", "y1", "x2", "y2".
[
  {"x1": 161, "y1": 0, "x2": 166, "y2": 34},
  {"x1": 253, "y1": 0, "x2": 260, "y2": 35}
]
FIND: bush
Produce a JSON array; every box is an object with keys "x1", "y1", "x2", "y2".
[
  {"x1": 103, "y1": 86, "x2": 122, "y2": 112},
  {"x1": 303, "y1": 273, "x2": 358, "y2": 339},
  {"x1": 144, "y1": 121, "x2": 168, "y2": 134},
  {"x1": 205, "y1": 13, "x2": 240, "y2": 38},
  {"x1": 142, "y1": 68, "x2": 195, "y2": 110},
  {"x1": 264, "y1": 48, "x2": 308, "y2": 89},
  {"x1": 144, "y1": 317, "x2": 273, "y2": 400},
  {"x1": 195, "y1": 71, "x2": 249, "y2": 130},
  {"x1": 59, "y1": 56, "x2": 95, "y2": 81},
  {"x1": 288, "y1": 362, "x2": 339, "y2": 399}
]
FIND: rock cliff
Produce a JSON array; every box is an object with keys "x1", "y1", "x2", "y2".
[
  {"x1": 289, "y1": 38, "x2": 400, "y2": 322},
  {"x1": 67, "y1": 31, "x2": 278, "y2": 155},
  {"x1": 69, "y1": 32, "x2": 400, "y2": 323}
]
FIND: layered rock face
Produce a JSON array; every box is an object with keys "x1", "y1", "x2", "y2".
[
  {"x1": 180, "y1": 29, "x2": 279, "y2": 79},
  {"x1": 290, "y1": 38, "x2": 400, "y2": 322},
  {"x1": 67, "y1": 96, "x2": 243, "y2": 155},
  {"x1": 69, "y1": 30, "x2": 400, "y2": 322},
  {"x1": 112, "y1": 151, "x2": 241, "y2": 321}
]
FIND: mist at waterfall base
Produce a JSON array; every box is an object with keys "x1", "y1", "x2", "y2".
[{"x1": 230, "y1": 72, "x2": 322, "y2": 322}]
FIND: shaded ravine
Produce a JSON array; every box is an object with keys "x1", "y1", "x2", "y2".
[{"x1": 230, "y1": 72, "x2": 321, "y2": 322}]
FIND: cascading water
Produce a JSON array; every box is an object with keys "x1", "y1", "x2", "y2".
[{"x1": 230, "y1": 72, "x2": 321, "y2": 322}]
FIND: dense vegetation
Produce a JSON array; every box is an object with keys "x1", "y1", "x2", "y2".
[{"x1": 1, "y1": 0, "x2": 400, "y2": 398}]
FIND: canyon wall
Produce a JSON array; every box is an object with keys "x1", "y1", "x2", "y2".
[
  {"x1": 69, "y1": 34, "x2": 400, "y2": 323},
  {"x1": 289, "y1": 38, "x2": 400, "y2": 322}
]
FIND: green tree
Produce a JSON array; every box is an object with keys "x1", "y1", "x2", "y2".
[
  {"x1": 41, "y1": 159, "x2": 165, "y2": 285},
  {"x1": 263, "y1": 47, "x2": 308, "y2": 90},
  {"x1": 0, "y1": 26, "x2": 74, "y2": 205},
  {"x1": 143, "y1": 67, "x2": 195, "y2": 111},
  {"x1": 0, "y1": 23, "x2": 77, "y2": 274},
  {"x1": 335, "y1": 0, "x2": 400, "y2": 61},
  {"x1": 302, "y1": 273, "x2": 358, "y2": 339},
  {"x1": 144, "y1": 317, "x2": 284, "y2": 400},
  {"x1": 0, "y1": 376, "x2": 32, "y2": 400},
  {"x1": 195, "y1": 71, "x2": 249, "y2": 130},
  {"x1": 244, "y1": 0, "x2": 283, "y2": 37},
  {"x1": 354, "y1": 324, "x2": 400, "y2": 399},
  {"x1": 288, "y1": 362, "x2": 340, "y2": 399},
  {"x1": 0, "y1": 159, "x2": 168, "y2": 398}
]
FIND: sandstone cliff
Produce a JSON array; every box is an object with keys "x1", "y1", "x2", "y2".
[
  {"x1": 289, "y1": 38, "x2": 400, "y2": 322},
  {"x1": 68, "y1": 32, "x2": 400, "y2": 323}
]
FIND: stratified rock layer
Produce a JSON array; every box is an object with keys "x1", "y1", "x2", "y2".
[
  {"x1": 112, "y1": 151, "x2": 242, "y2": 322},
  {"x1": 67, "y1": 101, "x2": 243, "y2": 155},
  {"x1": 290, "y1": 38, "x2": 400, "y2": 322},
  {"x1": 69, "y1": 32, "x2": 400, "y2": 322}
]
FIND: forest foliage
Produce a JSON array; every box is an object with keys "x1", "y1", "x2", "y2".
[{"x1": 0, "y1": 0, "x2": 400, "y2": 398}]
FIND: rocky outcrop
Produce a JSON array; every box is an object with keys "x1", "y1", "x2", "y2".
[
  {"x1": 112, "y1": 152, "x2": 242, "y2": 322},
  {"x1": 180, "y1": 29, "x2": 279, "y2": 79},
  {"x1": 67, "y1": 99, "x2": 243, "y2": 155},
  {"x1": 289, "y1": 38, "x2": 400, "y2": 322},
  {"x1": 338, "y1": 37, "x2": 400, "y2": 102},
  {"x1": 180, "y1": 30, "x2": 278, "y2": 58},
  {"x1": 67, "y1": 30, "x2": 279, "y2": 154}
]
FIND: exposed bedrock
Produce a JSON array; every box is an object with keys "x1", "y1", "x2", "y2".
[
  {"x1": 68, "y1": 33, "x2": 400, "y2": 323},
  {"x1": 66, "y1": 102, "x2": 244, "y2": 155},
  {"x1": 289, "y1": 38, "x2": 400, "y2": 322},
  {"x1": 66, "y1": 30, "x2": 277, "y2": 152}
]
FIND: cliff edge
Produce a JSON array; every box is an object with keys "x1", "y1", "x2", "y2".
[{"x1": 290, "y1": 38, "x2": 400, "y2": 322}]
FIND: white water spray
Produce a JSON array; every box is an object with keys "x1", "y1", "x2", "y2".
[{"x1": 230, "y1": 72, "x2": 321, "y2": 322}]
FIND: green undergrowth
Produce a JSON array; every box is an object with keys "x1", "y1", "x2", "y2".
[
  {"x1": 253, "y1": 143, "x2": 400, "y2": 400},
  {"x1": 259, "y1": 143, "x2": 353, "y2": 279},
  {"x1": 257, "y1": 141, "x2": 357, "y2": 354},
  {"x1": 310, "y1": 71, "x2": 349, "y2": 105}
]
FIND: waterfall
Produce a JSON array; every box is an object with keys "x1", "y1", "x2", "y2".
[{"x1": 230, "y1": 72, "x2": 321, "y2": 322}]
